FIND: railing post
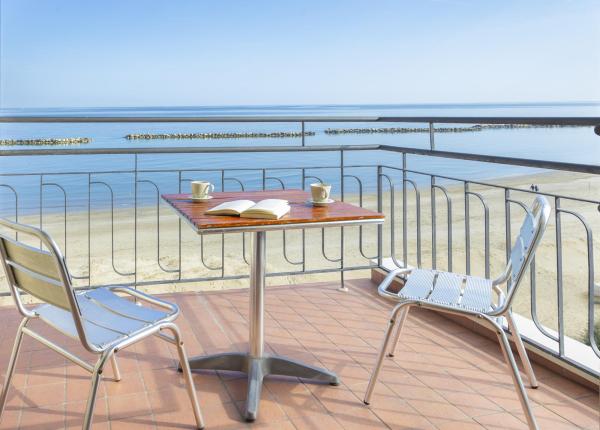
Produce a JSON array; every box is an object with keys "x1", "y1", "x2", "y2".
[
  {"x1": 464, "y1": 181, "x2": 470, "y2": 275},
  {"x1": 87, "y1": 173, "x2": 92, "y2": 287},
  {"x1": 178, "y1": 171, "x2": 182, "y2": 280},
  {"x1": 505, "y1": 189, "x2": 511, "y2": 275},
  {"x1": 555, "y1": 197, "x2": 564, "y2": 357},
  {"x1": 39, "y1": 175, "x2": 43, "y2": 249},
  {"x1": 402, "y1": 153, "x2": 408, "y2": 268},
  {"x1": 431, "y1": 176, "x2": 436, "y2": 270},
  {"x1": 377, "y1": 165, "x2": 383, "y2": 268},
  {"x1": 134, "y1": 154, "x2": 138, "y2": 288},
  {"x1": 301, "y1": 167, "x2": 306, "y2": 273},
  {"x1": 429, "y1": 122, "x2": 435, "y2": 150},
  {"x1": 339, "y1": 148, "x2": 347, "y2": 291},
  {"x1": 430, "y1": 119, "x2": 437, "y2": 270}
]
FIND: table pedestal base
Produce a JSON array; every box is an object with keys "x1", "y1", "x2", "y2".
[{"x1": 184, "y1": 352, "x2": 340, "y2": 421}]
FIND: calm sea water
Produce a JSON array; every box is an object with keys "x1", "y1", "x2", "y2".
[{"x1": 0, "y1": 103, "x2": 598, "y2": 215}]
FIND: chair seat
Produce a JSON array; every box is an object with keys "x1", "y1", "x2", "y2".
[
  {"x1": 35, "y1": 287, "x2": 174, "y2": 349},
  {"x1": 398, "y1": 268, "x2": 493, "y2": 313}
]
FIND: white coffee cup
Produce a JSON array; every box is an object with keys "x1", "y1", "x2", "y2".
[
  {"x1": 191, "y1": 181, "x2": 214, "y2": 198},
  {"x1": 311, "y1": 183, "x2": 332, "y2": 202}
]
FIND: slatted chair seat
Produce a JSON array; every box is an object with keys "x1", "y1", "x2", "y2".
[
  {"x1": 35, "y1": 287, "x2": 175, "y2": 349},
  {"x1": 398, "y1": 268, "x2": 493, "y2": 313}
]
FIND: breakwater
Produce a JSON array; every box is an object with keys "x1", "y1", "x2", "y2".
[
  {"x1": 324, "y1": 124, "x2": 585, "y2": 135},
  {"x1": 0, "y1": 137, "x2": 91, "y2": 146},
  {"x1": 125, "y1": 131, "x2": 316, "y2": 140}
]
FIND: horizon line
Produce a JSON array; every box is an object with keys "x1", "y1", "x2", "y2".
[{"x1": 1, "y1": 100, "x2": 600, "y2": 111}]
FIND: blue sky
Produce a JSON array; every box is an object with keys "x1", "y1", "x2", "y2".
[{"x1": 1, "y1": 0, "x2": 598, "y2": 108}]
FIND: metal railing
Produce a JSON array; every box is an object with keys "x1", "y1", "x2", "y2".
[{"x1": 0, "y1": 115, "x2": 599, "y2": 378}]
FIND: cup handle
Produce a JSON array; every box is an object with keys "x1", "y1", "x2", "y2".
[{"x1": 209, "y1": 184, "x2": 214, "y2": 193}]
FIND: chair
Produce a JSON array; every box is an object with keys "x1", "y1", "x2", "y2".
[
  {"x1": 0, "y1": 219, "x2": 204, "y2": 430},
  {"x1": 364, "y1": 195, "x2": 551, "y2": 430}
]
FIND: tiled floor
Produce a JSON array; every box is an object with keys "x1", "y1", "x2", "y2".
[{"x1": 0, "y1": 279, "x2": 597, "y2": 429}]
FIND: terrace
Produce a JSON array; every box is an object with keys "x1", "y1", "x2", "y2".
[{"x1": 0, "y1": 115, "x2": 598, "y2": 429}]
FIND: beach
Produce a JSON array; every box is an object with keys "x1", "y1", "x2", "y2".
[{"x1": 1, "y1": 170, "x2": 598, "y2": 345}]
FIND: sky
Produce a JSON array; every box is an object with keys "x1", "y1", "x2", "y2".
[{"x1": 0, "y1": 0, "x2": 599, "y2": 108}]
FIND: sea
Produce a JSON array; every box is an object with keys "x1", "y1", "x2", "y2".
[{"x1": 0, "y1": 102, "x2": 599, "y2": 216}]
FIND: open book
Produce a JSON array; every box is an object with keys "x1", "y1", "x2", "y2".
[{"x1": 205, "y1": 199, "x2": 290, "y2": 220}]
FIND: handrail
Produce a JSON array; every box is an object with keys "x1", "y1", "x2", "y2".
[
  {"x1": 0, "y1": 144, "x2": 379, "y2": 156},
  {"x1": 1, "y1": 143, "x2": 599, "y2": 175},
  {"x1": 378, "y1": 145, "x2": 600, "y2": 174},
  {"x1": 0, "y1": 115, "x2": 598, "y2": 125}
]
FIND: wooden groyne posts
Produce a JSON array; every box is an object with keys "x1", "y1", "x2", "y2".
[
  {"x1": 125, "y1": 131, "x2": 316, "y2": 140},
  {"x1": 0, "y1": 137, "x2": 91, "y2": 146},
  {"x1": 324, "y1": 124, "x2": 586, "y2": 135}
]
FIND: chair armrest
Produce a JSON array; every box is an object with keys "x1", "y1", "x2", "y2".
[
  {"x1": 109, "y1": 286, "x2": 179, "y2": 317},
  {"x1": 378, "y1": 267, "x2": 413, "y2": 300}
]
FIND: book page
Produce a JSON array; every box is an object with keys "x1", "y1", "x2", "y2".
[
  {"x1": 240, "y1": 199, "x2": 290, "y2": 219},
  {"x1": 205, "y1": 200, "x2": 255, "y2": 215}
]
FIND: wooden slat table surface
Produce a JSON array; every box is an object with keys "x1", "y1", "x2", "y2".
[{"x1": 162, "y1": 190, "x2": 384, "y2": 234}]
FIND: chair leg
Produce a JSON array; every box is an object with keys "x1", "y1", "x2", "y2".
[
  {"x1": 494, "y1": 322, "x2": 539, "y2": 430},
  {"x1": 0, "y1": 318, "x2": 28, "y2": 418},
  {"x1": 364, "y1": 303, "x2": 407, "y2": 405},
  {"x1": 388, "y1": 307, "x2": 409, "y2": 357},
  {"x1": 82, "y1": 351, "x2": 111, "y2": 430},
  {"x1": 109, "y1": 351, "x2": 121, "y2": 382},
  {"x1": 506, "y1": 312, "x2": 538, "y2": 388},
  {"x1": 163, "y1": 324, "x2": 205, "y2": 430}
]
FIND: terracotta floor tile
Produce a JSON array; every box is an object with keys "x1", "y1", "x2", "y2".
[
  {"x1": 0, "y1": 279, "x2": 594, "y2": 429},
  {"x1": 18, "y1": 404, "x2": 65, "y2": 430},
  {"x1": 107, "y1": 392, "x2": 152, "y2": 420},
  {"x1": 64, "y1": 398, "x2": 110, "y2": 430},
  {"x1": 332, "y1": 406, "x2": 388, "y2": 429},
  {"x1": 288, "y1": 411, "x2": 345, "y2": 429},
  {"x1": 0, "y1": 409, "x2": 20, "y2": 430},
  {"x1": 474, "y1": 412, "x2": 529, "y2": 430},
  {"x1": 266, "y1": 383, "x2": 327, "y2": 417},
  {"x1": 429, "y1": 417, "x2": 486, "y2": 429},
  {"x1": 23, "y1": 382, "x2": 66, "y2": 408},
  {"x1": 436, "y1": 389, "x2": 503, "y2": 418},
  {"x1": 407, "y1": 398, "x2": 470, "y2": 422},
  {"x1": 537, "y1": 401, "x2": 600, "y2": 429},
  {"x1": 104, "y1": 372, "x2": 147, "y2": 396}
]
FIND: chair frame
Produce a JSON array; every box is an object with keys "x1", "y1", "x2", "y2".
[
  {"x1": 364, "y1": 196, "x2": 551, "y2": 430},
  {"x1": 0, "y1": 218, "x2": 204, "y2": 430}
]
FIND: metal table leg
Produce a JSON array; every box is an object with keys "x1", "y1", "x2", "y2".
[{"x1": 186, "y1": 230, "x2": 339, "y2": 422}]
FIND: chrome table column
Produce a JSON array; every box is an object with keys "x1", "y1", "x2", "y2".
[{"x1": 186, "y1": 230, "x2": 339, "y2": 421}]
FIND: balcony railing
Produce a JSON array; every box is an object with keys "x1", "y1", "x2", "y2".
[{"x1": 0, "y1": 115, "x2": 598, "y2": 381}]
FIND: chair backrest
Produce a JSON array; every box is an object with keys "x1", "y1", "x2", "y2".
[
  {"x1": 0, "y1": 219, "x2": 92, "y2": 348},
  {"x1": 0, "y1": 235, "x2": 72, "y2": 310},
  {"x1": 503, "y1": 196, "x2": 551, "y2": 309}
]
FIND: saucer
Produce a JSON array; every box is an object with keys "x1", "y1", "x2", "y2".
[
  {"x1": 191, "y1": 195, "x2": 214, "y2": 202},
  {"x1": 307, "y1": 198, "x2": 335, "y2": 206}
]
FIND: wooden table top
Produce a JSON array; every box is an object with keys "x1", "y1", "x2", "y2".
[{"x1": 162, "y1": 190, "x2": 385, "y2": 234}]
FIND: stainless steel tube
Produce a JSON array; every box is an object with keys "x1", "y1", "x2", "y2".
[{"x1": 250, "y1": 231, "x2": 266, "y2": 358}]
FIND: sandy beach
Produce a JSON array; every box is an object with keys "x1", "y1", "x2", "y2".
[{"x1": 1, "y1": 170, "x2": 598, "y2": 344}]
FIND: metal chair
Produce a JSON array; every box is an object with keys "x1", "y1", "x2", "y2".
[
  {"x1": 364, "y1": 195, "x2": 551, "y2": 430},
  {"x1": 0, "y1": 218, "x2": 204, "y2": 430}
]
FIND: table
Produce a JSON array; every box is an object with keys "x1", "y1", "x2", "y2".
[{"x1": 162, "y1": 190, "x2": 384, "y2": 421}]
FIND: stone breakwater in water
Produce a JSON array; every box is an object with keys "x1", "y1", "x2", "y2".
[
  {"x1": 324, "y1": 124, "x2": 585, "y2": 135},
  {"x1": 0, "y1": 137, "x2": 91, "y2": 146},
  {"x1": 125, "y1": 131, "x2": 316, "y2": 140}
]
